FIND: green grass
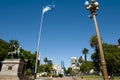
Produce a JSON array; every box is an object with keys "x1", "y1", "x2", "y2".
[
  {"x1": 113, "y1": 77, "x2": 120, "y2": 80},
  {"x1": 77, "y1": 75, "x2": 120, "y2": 80},
  {"x1": 82, "y1": 75, "x2": 102, "y2": 78}
]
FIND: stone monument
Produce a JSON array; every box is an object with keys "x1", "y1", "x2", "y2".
[{"x1": 0, "y1": 43, "x2": 25, "y2": 80}]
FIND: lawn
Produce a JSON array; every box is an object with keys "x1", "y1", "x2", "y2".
[{"x1": 76, "y1": 75, "x2": 120, "y2": 80}]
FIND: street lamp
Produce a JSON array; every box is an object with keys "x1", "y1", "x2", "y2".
[{"x1": 85, "y1": 0, "x2": 108, "y2": 80}]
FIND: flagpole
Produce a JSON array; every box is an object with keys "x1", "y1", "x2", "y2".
[
  {"x1": 35, "y1": 7, "x2": 44, "y2": 78},
  {"x1": 34, "y1": 5, "x2": 54, "y2": 78}
]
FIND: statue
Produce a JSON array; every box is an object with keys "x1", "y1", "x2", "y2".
[
  {"x1": 7, "y1": 47, "x2": 21, "y2": 59},
  {"x1": 0, "y1": 40, "x2": 25, "y2": 80},
  {"x1": 6, "y1": 41, "x2": 21, "y2": 59}
]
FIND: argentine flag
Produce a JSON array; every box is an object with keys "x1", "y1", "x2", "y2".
[{"x1": 42, "y1": 5, "x2": 55, "y2": 14}]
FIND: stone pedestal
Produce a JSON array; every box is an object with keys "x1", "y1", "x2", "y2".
[{"x1": 0, "y1": 59, "x2": 25, "y2": 80}]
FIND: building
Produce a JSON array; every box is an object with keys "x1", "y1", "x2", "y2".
[
  {"x1": 53, "y1": 63, "x2": 64, "y2": 75},
  {"x1": 71, "y1": 57, "x2": 79, "y2": 70}
]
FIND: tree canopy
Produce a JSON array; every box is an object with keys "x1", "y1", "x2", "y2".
[
  {"x1": 103, "y1": 43, "x2": 120, "y2": 75},
  {"x1": 89, "y1": 35, "x2": 120, "y2": 76},
  {"x1": 90, "y1": 36, "x2": 120, "y2": 75}
]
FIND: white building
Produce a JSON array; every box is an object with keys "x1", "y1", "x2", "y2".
[
  {"x1": 53, "y1": 63, "x2": 64, "y2": 75},
  {"x1": 71, "y1": 57, "x2": 79, "y2": 70}
]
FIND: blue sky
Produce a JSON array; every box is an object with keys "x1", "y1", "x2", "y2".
[{"x1": 0, "y1": 0, "x2": 120, "y2": 68}]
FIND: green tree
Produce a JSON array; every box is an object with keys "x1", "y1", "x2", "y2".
[
  {"x1": 82, "y1": 48, "x2": 89, "y2": 62},
  {"x1": 38, "y1": 64, "x2": 46, "y2": 72},
  {"x1": 80, "y1": 61, "x2": 86, "y2": 73},
  {"x1": 0, "y1": 39, "x2": 36, "y2": 74},
  {"x1": 0, "y1": 39, "x2": 9, "y2": 61},
  {"x1": 90, "y1": 35, "x2": 98, "y2": 48},
  {"x1": 9, "y1": 40, "x2": 19, "y2": 51},
  {"x1": 21, "y1": 49, "x2": 36, "y2": 71},
  {"x1": 47, "y1": 59, "x2": 53, "y2": 65},
  {"x1": 90, "y1": 35, "x2": 120, "y2": 76},
  {"x1": 103, "y1": 43, "x2": 120, "y2": 75},
  {"x1": 90, "y1": 35, "x2": 100, "y2": 75},
  {"x1": 45, "y1": 64, "x2": 53, "y2": 74},
  {"x1": 38, "y1": 57, "x2": 53, "y2": 76},
  {"x1": 78, "y1": 56, "x2": 84, "y2": 63},
  {"x1": 82, "y1": 48, "x2": 89, "y2": 74},
  {"x1": 44, "y1": 57, "x2": 48, "y2": 64},
  {"x1": 66, "y1": 67, "x2": 72, "y2": 75},
  {"x1": 80, "y1": 61, "x2": 95, "y2": 74},
  {"x1": 0, "y1": 39, "x2": 10, "y2": 70},
  {"x1": 25, "y1": 68, "x2": 32, "y2": 75},
  {"x1": 0, "y1": 39, "x2": 20, "y2": 60}
]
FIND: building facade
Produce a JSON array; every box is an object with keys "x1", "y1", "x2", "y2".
[{"x1": 71, "y1": 57, "x2": 79, "y2": 70}]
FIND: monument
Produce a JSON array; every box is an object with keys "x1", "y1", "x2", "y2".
[{"x1": 0, "y1": 42, "x2": 25, "y2": 80}]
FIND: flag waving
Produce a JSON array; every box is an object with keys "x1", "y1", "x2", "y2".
[{"x1": 42, "y1": 5, "x2": 55, "y2": 14}]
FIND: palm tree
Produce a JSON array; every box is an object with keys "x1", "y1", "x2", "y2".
[
  {"x1": 90, "y1": 35, "x2": 98, "y2": 49},
  {"x1": 90, "y1": 35, "x2": 99, "y2": 60},
  {"x1": 82, "y1": 48, "x2": 89, "y2": 74},
  {"x1": 90, "y1": 35, "x2": 101, "y2": 75},
  {"x1": 78, "y1": 56, "x2": 83, "y2": 63},
  {"x1": 82, "y1": 48, "x2": 89, "y2": 62},
  {"x1": 44, "y1": 57, "x2": 48, "y2": 64}
]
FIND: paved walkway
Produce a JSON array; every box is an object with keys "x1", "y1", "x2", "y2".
[
  {"x1": 35, "y1": 76, "x2": 74, "y2": 80},
  {"x1": 53, "y1": 76, "x2": 74, "y2": 80},
  {"x1": 35, "y1": 76, "x2": 104, "y2": 80}
]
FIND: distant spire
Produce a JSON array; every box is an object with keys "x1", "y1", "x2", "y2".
[{"x1": 61, "y1": 61, "x2": 65, "y2": 69}]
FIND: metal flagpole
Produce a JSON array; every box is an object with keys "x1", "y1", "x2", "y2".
[
  {"x1": 35, "y1": 7, "x2": 44, "y2": 78},
  {"x1": 34, "y1": 5, "x2": 54, "y2": 78}
]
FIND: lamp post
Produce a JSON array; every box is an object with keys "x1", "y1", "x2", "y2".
[{"x1": 85, "y1": 0, "x2": 108, "y2": 80}]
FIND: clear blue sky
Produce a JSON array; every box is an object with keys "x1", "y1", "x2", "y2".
[{"x1": 0, "y1": 0, "x2": 120, "y2": 68}]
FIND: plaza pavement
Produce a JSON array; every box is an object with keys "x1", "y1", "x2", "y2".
[
  {"x1": 53, "y1": 76, "x2": 74, "y2": 80},
  {"x1": 35, "y1": 76, "x2": 74, "y2": 80},
  {"x1": 36, "y1": 76, "x2": 104, "y2": 80}
]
